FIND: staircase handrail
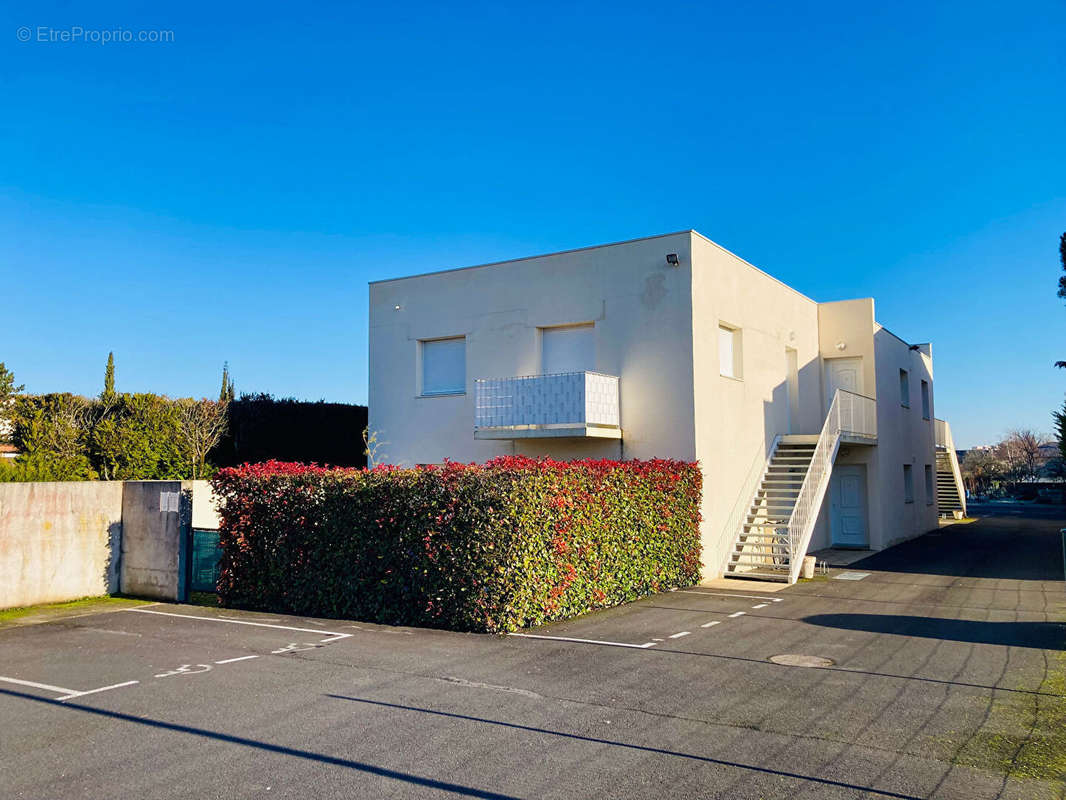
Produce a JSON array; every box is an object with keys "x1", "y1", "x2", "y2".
[
  {"x1": 786, "y1": 389, "x2": 877, "y2": 582},
  {"x1": 718, "y1": 435, "x2": 781, "y2": 578}
]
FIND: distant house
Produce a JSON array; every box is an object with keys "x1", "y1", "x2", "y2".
[
  {"x1": 0, "y1": 414, "x2": 15, "y2": 460},
  {"x1": 368, "y1": 230, "x2": 965, "y2": 583}
]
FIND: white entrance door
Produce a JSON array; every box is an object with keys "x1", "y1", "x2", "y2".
[
  {"x1": 541, "y1": 324, "x2": 594, "y2": 374},
  {"x1": 830, "y1": 465, "x2": 868, "y2": 547},
  {"x1": 825, "y1": 357, "x2": 862, "y2": 409}
]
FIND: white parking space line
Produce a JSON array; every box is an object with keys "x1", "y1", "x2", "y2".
[
  {"x1": 215, "y1": 655, "x2": 259, "y2": 665},
  {"x1": 700, "y1": 621, "x2": 721, "y2": 628},
  {"x1": 728, "y1": 611, "x2": 746, "y2": 618},
  {"x1": 57, "y1": 681, "x2": 139, "y2": 701},
  {"x1": 677, "y1": 591, "x2": 783, "y2": 602},
  {"x1": 0, "y1": 675, "x2": 79, "y2": 695},
  {"x1": 752, "y1": 603, "x2": 769, "y2": 609},
  {"x1": 125, "y1": 608, "x2": 353, "y2": 643},
  {"x1": 509, "y1": 633, "x2": 657, "y2": 649},
  {"x1": 668, "y1": 631, "x2": 691, "y2": 639}
]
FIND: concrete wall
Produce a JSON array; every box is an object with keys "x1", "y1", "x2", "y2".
[
  {"x1": 1, "y1": 479, "x2": 223, "y2": 610},
  {"x1": 368, "y1": 231, "x2": 698, "y2": 466},
  {"x1": 119, "y1": 481, "x2": 188, "y2": 601},
  {"x1": 0, "y1": 481, "x2": 123, "y2": 609},
  {"x1": 689, "y1": 233, "x2": 823, "y2": 576}
]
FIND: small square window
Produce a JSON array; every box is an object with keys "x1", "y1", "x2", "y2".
[
  {"x1": 719, "y1": 324, "x2": 742, "y2": 379},
  {"x1": 421, "y1": 337, "x2": 466, "y2": 396},
  {"x1": 903, "y1": 464, "x2": 914, "y2": 504},
  {"x1": 899, "y1": 369, "x2": 910, "y2": 408},
  {"x1": 924, "y1": 464, "x2": 934, "y2": 504}
]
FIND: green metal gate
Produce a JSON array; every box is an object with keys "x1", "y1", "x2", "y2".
[{"x1": 190, "y1": 528, "x2": 222, "y2": 593}]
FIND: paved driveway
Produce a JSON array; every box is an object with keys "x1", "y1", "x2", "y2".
[{"x1": 1, "y1": 510, "x2": 1063, "y2": 799}]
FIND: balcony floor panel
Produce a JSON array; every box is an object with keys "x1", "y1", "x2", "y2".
[{"x1": 474, "y1": 425, "x2": 622, "y2": 440}]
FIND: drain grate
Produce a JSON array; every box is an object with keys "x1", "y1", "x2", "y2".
[{"x1": 769, "y1": 654, "x2": 835, "y2": 668}]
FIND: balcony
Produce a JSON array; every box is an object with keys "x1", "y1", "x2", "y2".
[{"x1": 474, "y1": 371, "x2": 621, "y2": 439}]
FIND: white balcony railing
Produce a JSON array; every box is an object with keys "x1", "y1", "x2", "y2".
[
  {"x1": 474, "y1": 372, "x2": 620, "y2": 437},
  {"x1": 934, "y1": 418, "x2": 949, "y2": 449}
]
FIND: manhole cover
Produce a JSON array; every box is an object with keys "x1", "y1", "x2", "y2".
[
  {"x1": 769, "y1": 654, "x2": 835, "y2": 668},
  {"x1": 833, "y1": 571, "x2": 870, "y2": 581}
]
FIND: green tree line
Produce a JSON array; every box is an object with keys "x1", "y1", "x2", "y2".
[
  {"x1": 0, "y1": 356, "x2": 227, "y2": 481},
  {"x1": 0, "y1": 356, "x2": 368, "y2": 482}
]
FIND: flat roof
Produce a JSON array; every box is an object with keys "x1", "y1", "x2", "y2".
[
  {"x1": 368, "y1": 230, "x2": 694, "y2": 286},
  {"x1": 367, "y1": 230, "x2": 926, "y2": 345},
  {"x1": 368, "y1": 229, "x2": 820, "y2": 305}
]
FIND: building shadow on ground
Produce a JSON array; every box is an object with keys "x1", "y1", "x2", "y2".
[
  {"x1": 803, "y1": 613, "x2": 1065, "y2": 650},
  {"x1": 843, "y1": 516, "x2": 1066, "y2": 582}
]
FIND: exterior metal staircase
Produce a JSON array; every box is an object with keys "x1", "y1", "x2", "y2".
[
  {"x1": 934, "y1": 419, "x2": 966, "y2": 517},
  {"x1": 725, "y1": 438, "x2": 817, "y2": 581},
  {"x1": 722, "y1": 389, "x2": 878, "y2": 584}
]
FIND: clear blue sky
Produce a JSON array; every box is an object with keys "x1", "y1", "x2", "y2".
[{"x1": 2, "y1": 1, "x2": 1063, "y2": 447}]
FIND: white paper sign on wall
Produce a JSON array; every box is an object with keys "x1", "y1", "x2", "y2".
[{"x1": 159, "y1": 491, "x2": 180, "y2": 513}]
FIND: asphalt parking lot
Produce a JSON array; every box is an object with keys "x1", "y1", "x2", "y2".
[{"x1": 2, "y1": 510, "x2": 1064, "y2": 799}]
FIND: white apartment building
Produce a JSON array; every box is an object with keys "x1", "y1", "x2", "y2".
[{"x1": 368, "y1": 231, "x2": 965, "y2": 583}]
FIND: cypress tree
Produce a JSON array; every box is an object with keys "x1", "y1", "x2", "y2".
[
  {"x1": 219, "y1": 363, "x2": 235, "y2": 403},
  {"x1": 103, "y1": 352, "x2": 116, "y2": 399}
]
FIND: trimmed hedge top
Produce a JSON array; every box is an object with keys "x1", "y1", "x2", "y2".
[{"x1": 211, "y1": 456, "x2": 702, "y2": 633}]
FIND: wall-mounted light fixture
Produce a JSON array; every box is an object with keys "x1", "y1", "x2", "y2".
[
  {"x1": 666, "y1": 253, "x2": 679, "y2": 267},
  {"x1": 394, "y1": 305, "x2": 402, "y2": 311},
  {"x1": 836, "y1": 342, "x2": 847, "y2": 351}
]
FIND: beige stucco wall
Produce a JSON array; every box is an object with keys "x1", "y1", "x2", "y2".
[
  {"x1": 870, "y1": 328, "x2": 939, "y2": 547},
  {"x1": 190, "y1": 480, "x2": 220, "y2": 529},
  {"x1": 818, "y1": 299, "x2": 878, "y2": 403},
  {"x1": 0, "y1": 481, "x2": 123, "y2": 609},
  {"x1": 368, "y1": 230, "x2": 942, "y2": 580},
  {"x1": 368, "y1": 231, "x2": 698, "y2": 466},
  {"x1": 689, "y1": 233, "x2": 823, "y2": 576},
  {"x1": 806, "y1": 305, "x2": 939, "y2": 552}
]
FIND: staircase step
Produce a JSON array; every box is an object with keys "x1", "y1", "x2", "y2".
[
  {"x1": 725, "y1": 569, "x2": 791, "y2": 582},
  {"x1": 730, "y1": 555, "x2": 790, "y2": 566},
  {"x1": 734, "y1": 548, "x2": 789, "y2": 557}
]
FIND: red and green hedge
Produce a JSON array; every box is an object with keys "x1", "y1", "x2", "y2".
[{"x1": 210, "y1": 456, "x2": 702, "y2": 633}]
